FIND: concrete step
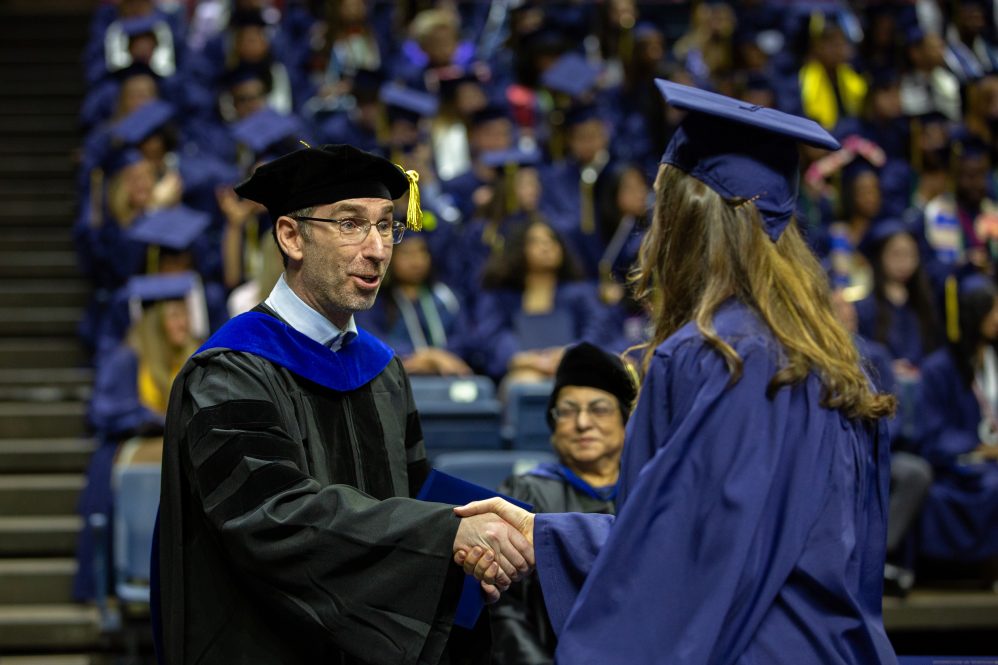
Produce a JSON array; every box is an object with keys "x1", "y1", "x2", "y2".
[
  {"x1": 0, "y1": 558, "x2": 76, "y2": 605},
  {"x1": 0, "y1": 340, "x2": 87, "y2": 369},
  {"x1": 0, "y1": 226, "x2": 75, "y2": 251},
  {"x1": 0, "y1": 655, "x2": 93, "y2": 665},
  {"x1": 0, "y1": 155, "x2": 75, "y2": 178},
  {"x1": 0, "y1": 402, "x2": 87, "y2": 439},
  {"x1": 0, "y1": 439, "x2": 96, "y2": 474},
  {"x1": 0, "y1": 98, "x2": 81, "y2": 117},
  {"x1": 0, "y1": 252, "x2": 80, "y2": 278},
  {"x1": 884, "y1": 589, "x2": 998, "y2": 630},
  {"x1": 0, "y1": 604, "x2": 100, "y2": 651},
  {"x1": 0, "y1": 200, "x2": 78, "y2": 227},
  {"x1": 0, "y1": 515, "x2": 81, "y2": 556},
  {"x1": 0, "y1": 136, "x2": 79, "y2": 155},
  {"x1": 0, "y1": 115, "x2": 78, "y2": 136},
  {"x1": 0, "y1": 375, "x2": 90, "y2": 404},
  {"x1": 0, "y1": 281, "x2": 89, "y2": 308},
  {"x1": 0, "y1": 475, "x2": 85, "y2": 516},
  {"x1": 0, "y1": 307, "x2": 84, "y2": 337},
  {"x1": 0, "y1": 48, "x2": 80, "y2": 66}
]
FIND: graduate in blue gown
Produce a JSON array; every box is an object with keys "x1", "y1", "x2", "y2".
[
  {"x1": 455, "y1": 81, "x2": 899, "y2": 664},
  {"x1": 916, "y1": 274, "x2": 998, "y2": 563},
  {"x1": 74, "y1": 273, "x2": 203, "y2": 601}
]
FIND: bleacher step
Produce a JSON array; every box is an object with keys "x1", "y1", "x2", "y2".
[
  {"x1": 0, "y1": 515, "x2": 81, "y2": 556},
  {"x1": 0, "y1": 307, "x2": 85, "y2": 337},
  {"x1": 0, "y1": 402, "x2": 86, "y2": 439},
  {"x1": 0, "y1": 339, "x2": 87, "y2": 369},
  {"x1": 0, "y1": 438, "x2": 96, "y2": 474},
  {"x1": 0, "y1": 656, "x2": 93, "y2": 665},
  {"x1": 0, "y1": 475, "x2": 85, "y2": 516},
  {"x1": 0, "y1": 282, "x2": 90, "y2": 308},
  {"x1": 0, "y1": 604, "x2": 100, "y2": 651},
  {"x1": 0, "y1": 558, "x2": 76, "y2": 604},
  {"x1": 884, "y1": 589, "x2": 998, "y2": 631},
  {"x1": 0, "y1": 252, "x2": 80, "y2": 278}
]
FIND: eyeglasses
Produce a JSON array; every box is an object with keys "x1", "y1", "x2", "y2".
[
  {"x1": 550, "y1": 401, "x2": 619, "y2": 423},
  {"x1": 293, "y1": 216, "x2": 406, "y2": 245}
]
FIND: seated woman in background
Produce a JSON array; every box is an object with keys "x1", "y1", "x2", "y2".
[
  {"x1": 917, "y1": 273, "x2": 998, "y2": 570},
  {"x1": 472, "y1": 221, "x2": 603, "y2": 384},
  {"x1": 354, "y1": 234, "x2": 473, "y2": 376},
  {"x1": 491, "y1": 342, "x2": 637, "y2": 664},
  {"x1": 856, "y1": 220, "x2": 940, "y2": 379},
  {"x1": 74, "y1": 273, "x2": 203, "y2": 602}
]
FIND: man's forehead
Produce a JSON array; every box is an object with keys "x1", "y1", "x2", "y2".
[{"x1": 321, "y1": 198, "x2": 394, "y2": 214}]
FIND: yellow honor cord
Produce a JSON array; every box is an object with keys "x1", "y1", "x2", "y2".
[
  {"x1": 396, "y1": 164, "x2": 423, "y2": 231},
  {"x1": 945, "y1": 274, "x2": 960, "y2": 342}
]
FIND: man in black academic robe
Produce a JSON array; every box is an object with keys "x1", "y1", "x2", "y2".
[{"x1": 158, "y1": 144, "x2": 532, "y2": 665}]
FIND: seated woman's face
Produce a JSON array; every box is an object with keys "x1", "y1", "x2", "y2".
[
  {"x1": 551, "y1": 386, "x2": 625, "y2": 470},
  {"x1": 390, "y1": 237, "x2": 432, "y2": 286},
  {"x1": 524, "y1": 223, "x2": 563, "y2": 274},
  {"x1": 160, "y1": 300, "x2": 191, "y2": 350},
  {"x1": 880, "y1": 233, "x2": 919, "y2": 284}
]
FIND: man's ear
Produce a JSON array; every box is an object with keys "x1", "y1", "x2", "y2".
[{"x1": 275, "y1": 215, "x2": 305, "y2": 263}]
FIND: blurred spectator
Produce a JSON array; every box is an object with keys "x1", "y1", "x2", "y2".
[
  {"x1": 355, "y1": 235, "x2": 472, "y2": 376},
  {"x1": 943, "y1": 0, "x2": 998, "y2": 83},
  {"x1": 856, "y1": 221, "x2": 941, "y2": 377},
  {"x1": 672, "y1": 0, "x2": 736, "y2": 89},
  {"x1": 901, "y1": 26, "x2": 961, "y2": 122},
  {"x1": 798, "y1": 10, "x2": 867, "y2": 131},
  {"x1": 916, "y1": 274, "x2": 998, "y2": 567},
  {"x1": 473, "y1": 221, "x2": 600, "y2": 384}
]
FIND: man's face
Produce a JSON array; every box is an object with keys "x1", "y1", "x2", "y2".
[
  {"x1": 296, "y1": 198, "x2": 395, "y2": 323},
  {"x1": 957, "y1": 155, "x2": 990, "y2": 207}
]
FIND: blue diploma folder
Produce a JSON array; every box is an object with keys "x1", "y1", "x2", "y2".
[{"x1": 416, "y1": 469, "x2": 532, "y2": 629}]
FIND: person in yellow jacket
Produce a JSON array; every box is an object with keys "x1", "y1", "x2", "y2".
[{"x1": 799, "y1": 11, "x2": 867, "y2": 130}]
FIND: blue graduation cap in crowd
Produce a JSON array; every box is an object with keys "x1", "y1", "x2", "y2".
[
  {"x1": 231, "y1": 107, "x2": 303, "y2": 156},
  {"x1": 112, "y1": 100, "x2": 175, "y2": 145},
  {"x1": 656, "y1": 79, "x2": 841, "y2": 241},
  {"x1": 470, "y1": 103, "x2": 511, "y2": 127},
  {"x1": 481, "y1": 147, "x2": 543, "y2": 169},
  {"x1": 127, "y1": 271, "x2": 198, "y2": 303},
  {"x1": 128, "y1": 205, "x2": 210, "y2": 251},
  {"x1": 120, "y1": 14, "x2": 159, "y2": 39},
  {"x1": 564, "y1": 103, "x2": 602, "y2": 127},
  {"x1": 103, "y1": 147, "x2": 146, "y2": 176},
  {"x1": 541, "y1": 52, "x2": 599, "y2": 98},
  {"x1": 380, "y1": 83, "x2": 439, "y2": 122}
]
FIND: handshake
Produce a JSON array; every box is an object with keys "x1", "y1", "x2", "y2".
[{"x1": 451, "y1": 498, "x2": 536, "y2": 603}]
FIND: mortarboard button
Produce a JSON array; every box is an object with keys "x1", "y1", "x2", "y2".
[
  {"x1": 128, "y1": 205, "x2": 211, "y2": 251},
  {"x1": 656, "y1": 79, "x2": 840, "y2": 241}
]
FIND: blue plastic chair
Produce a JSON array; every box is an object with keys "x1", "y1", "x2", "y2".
[
  {"x1": 433, "y1": 450, "x2": 558, "y2": 491},
  {"x1": 410, "y1": 376, "x2": 504, "y2": 455},
  {"x1": 113, "y1": 464, "x2": 162, "y2": 604},
  {"x1": 503, "y1": 380, "x2": 555, "y2": 450}
]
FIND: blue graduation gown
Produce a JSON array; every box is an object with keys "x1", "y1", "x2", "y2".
[
  {"x1": 915, "y1": 347, "x2": 998, "y2": 560},
  {"x1": 538, "y1": 161, "x2": 609, "y2": 279},
  {"x1": 533, "y1": 301, "x2": 896, "y2": 664},
  {"x1": 855, "y1": 296, "x2": 930, "y2": 366},
  {"x1": 470, "y1": 282, "x2": 603, "y2": 380},
  {"x1": 353, "y1": 284, "x2": 466, "y2": 360}
]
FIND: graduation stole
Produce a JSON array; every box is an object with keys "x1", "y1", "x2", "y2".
[
  {"x1": 528, "y1": 462, "x2": 618, "y2": 502},
  {"x1": 195, "y1": 311, "x2": 394, "y2": 392}
]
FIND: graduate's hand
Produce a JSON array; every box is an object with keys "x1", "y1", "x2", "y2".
[
  {"x1": 454, "y1": 548, "x2": 502, "y2": 603},
  {"x1": 453, "y1": 512, "x2": 533, "y2": 588},
  {"x1": 454, "y1": 498, "x2": 535, "y2": 545}
]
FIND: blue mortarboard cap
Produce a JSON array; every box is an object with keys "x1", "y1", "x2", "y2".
[
  {"x1": 858, "y1": 218, "x2": 911, "y2": 256},
  {"x1": 656, "y1": 79, "x2": 840, "y2": 241},
  {"x1": 127, "y1": 271, "x2": 197, "y2": 303},
  {"x1": 540, "y1": 52, "x2": 599, "y2": 98},
  {"x1": 470, "y1": 103, "x2": 511, "y2": 126},
  {"x1": 231, "y1": 108, "x2": 303, "y2": 155},
  {"x1": 128, "y1": 205, "x2": 210, "y2": 251},
  {"x1": 352, "y1": 67, "x2": 385, "y2": 94},
  {"x1": 112, "y1": 100, "x2": 174, "y2": 145},
  {"x1": 904, "y1": 22, "x2": 926, "y2": 44},
  {"x1": 380, "y1": 83, "x2": 439, "y2": 121},
  {"x1": 480, "y1": 147, "x2": 543, "y2": 168},
  {"x1": 960, "y1": 272, "x2": 996, "y2": 295},
  {"x1": 223, "y1": 63, "x2": 266, "y2": 89},
  {"x1": 120, "y1": 14, "x2": 159, "y2": 38},
  {"x1": 952, "y1": 128, "x2": 990, "y2": 159},
  {"x1": 113, "y1": 62, "x2": 161, "y2": 83},
  {"x1": 634, "y1": 21, "x2": 662, "y2": 40},
  {"x1": 230, "y1": 9, "x2": 270, "y2": 28},
  {"x1": 103, "y1": 147, "x2": 145, "y2": 176}
]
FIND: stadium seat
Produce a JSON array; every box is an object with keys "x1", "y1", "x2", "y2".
[
  {"x1": 410, "y1": 376, "x2": 504, "y2": 456},
  {"x1": 113, "y1": 463, "x2": 161, "y2": 604},
  {"x1": 433, "y1": 450, "x2": 558, "y2": 491},
  {"x1": 503, "y1": 380, "x2": 555, "y2": 450}
]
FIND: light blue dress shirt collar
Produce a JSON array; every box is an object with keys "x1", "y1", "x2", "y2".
[{"x1": 263, "y1": 274, "x2": 358, "y2": 351}]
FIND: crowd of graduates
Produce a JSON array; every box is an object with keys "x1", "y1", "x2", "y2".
[{"x1": 72, "y1": 0, "x2": 998, "y2": 611}]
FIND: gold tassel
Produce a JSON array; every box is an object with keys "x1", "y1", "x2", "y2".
[
  {"x1": 945, "y1": 274, "x2": 960, "y2": 342},
  {"x1": 504, "y1": 162, "x2": 517, "y2": 215},
  {"x1": 580, "y1": 177, "x2": 595, "y2": 235},
  {"x1": 395, "y1": 165, "x2": 423, "y2": 231},
  {"x1": 299, "y1": 139, "x2": 312, "y2": 149}
]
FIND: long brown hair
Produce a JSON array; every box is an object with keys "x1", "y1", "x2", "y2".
[
  {"x1": 631, "y1": 165, "x2": 896, "y2": 421},
  {"x1": 127, "y1": 300, "x2": 201, "y2": 408}
]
